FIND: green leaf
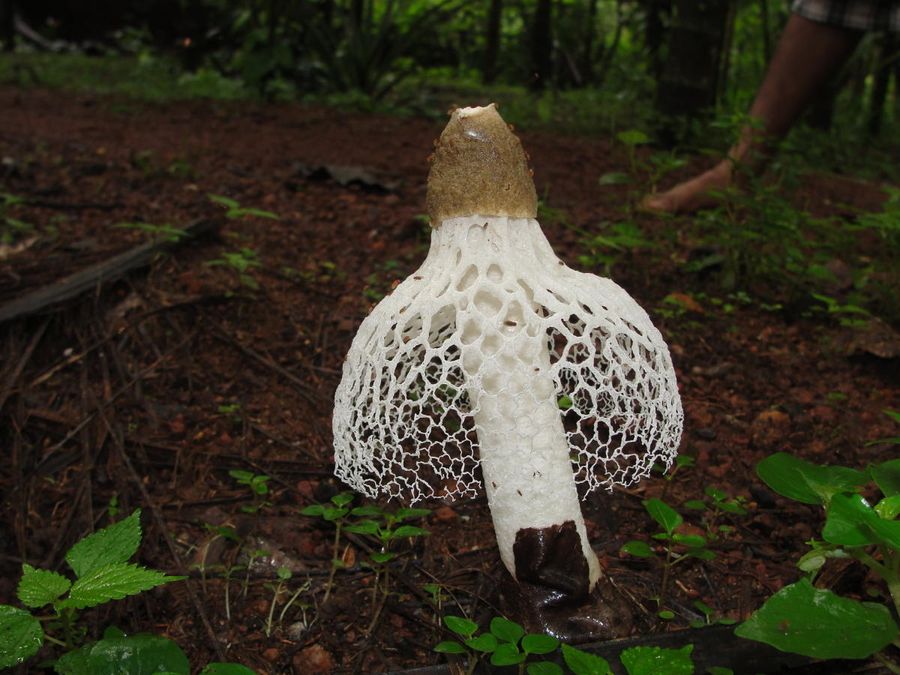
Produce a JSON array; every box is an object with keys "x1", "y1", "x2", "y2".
[
  {"x1": 444, "y1": 615, "x2": 478, "y2": 638},
  {"x1": 561, "y1": 643, "x2": 612, "y2": 675},
  {"x1": 0, "y1": 605, "x2": 43, "y2": 669},
  {"x1": 389, "y1": 525, "x2": 429, "y2": 539},
  {"x1": 207, "y1": 193, "x2": 240, "y2": 209},
  {"x1": 369, "y1": 552, "x2": 396, "y2": 564},
  {"x1": 54, "y1": 633, "x2": 190, "y2": 674},
  {"x1": 526, "y1": 662, "x2": 564, "y2": 675},
  {"x1": 616, "y1": 129, "x2": 650, "y2": 146},
  {"x1": 344, "y1": 520, "x2": 380, "y2": 535},
  {"x1": 875, "y1": 495, "x2": 900, "y2": 520},
  {"x1": 331, "y1": 493, "x2": 354, "y2": 507},
  {"x1": 705, "y1": 486, "x2": 728, "y2": 501},
  {"x1": 871, "y1": 459, "x2": 900, "y2": 497},
  {"x1": 644, "y1": 498, "x2": 682, "y2": 534},
  {"x1": 620, "y1": 540, "x2": 655, "y2": 558},
  {"x1": 734, "y1": 578, "x2": 898, "y2": 659},
  {"x1": 687, "y1": 548, "x2": 716, "y2": 561},
  {"x1": 522, "y1": 633, "x2": 559, "y2": 655},
  {"x1": 465, "y1": 633, "x2": 498, "y2": 653},
  {"x1": 433, "y1": 640, "x2": 466, "y2": 654},
  {"x1": 62, "y1": 563, "x2": 183, "y2": 610},
  {"x1": 824, "y1": 492, "x2": 900, "y2": 549},
  {"x1": 300, "y1": 504, "x2": 325, "y2": 517},
  {"x1": 557, "y1": 395, "x2": 574, "y2": 409},
  {"x1": 322, "y1": 507, "x2": 348, "y2": 521},
  {"x1": 66, "y1": 510, "x2": 142, "y2": 578},
  {"x1": 683, "y1": 499, "x2": 707, "y2": 510},
  {"x1": 17, "y1": 564, "x2": 71, "y2": 608},
  {"x1": 350, "y1": 505, "x2": 383, "y2": 517},
  {"x1": 620, "y1": 644, "x2": 693, "y2": 675},
  {"x1": 756, "y1": 453, "x2": 866, "y2": 506},
  {"x1": 672, "y1": 533, "x2": 707, "y2": 548},
  {"x1": 598, "y1": 172, "x2": 632, "y2": 186},
  {"x1": 490, "y1": 642, "x2": 526, "y2": 666},
  {"x1": 658, "y1": 610, "x2": 675, "y2": 620},
  {"x1": 707, "y1": 668, "x2": 734, "y2": 675},
  {"x1": 200, "y1": 664, "x2": 257, "y2": 675},
  {"x1": 490, "y1": 616, "x2": 525, "y2": 643}
]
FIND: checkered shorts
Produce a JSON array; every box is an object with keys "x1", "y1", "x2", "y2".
[{"x1": 792, "y1": 0, "x2": 900, "y2": 30}]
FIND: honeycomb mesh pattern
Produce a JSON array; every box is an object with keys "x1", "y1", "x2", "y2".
[{"x1": 333, "y1": 217, "x2": 683, "y2": 502}]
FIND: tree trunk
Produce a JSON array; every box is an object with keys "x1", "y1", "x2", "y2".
[
  {"x1": 530, "y1": 0, "x2": 553, "y2": 90},
  {"x1": 656, "y1": 0, "x2": 735, "y2": 118},
  {"x1": 579, "y1": 0, "x2": 598, "y2": 84},
  {"x1": 483, "y1": 0, "x2": 503, "y2": 84},
  {"x1": 0, "y1": 0, "x2": 15, "y2": 51},
  {"x1": 643, "y1": 0, "x2": 671, "y2": 81},
  {"x1": 868, "y1": 33, "x2": 896, "y2": 136}
]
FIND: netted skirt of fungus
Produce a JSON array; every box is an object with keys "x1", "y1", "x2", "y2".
[{"x1": 333, "y1": 215, "x2": 683, "y2": 579}]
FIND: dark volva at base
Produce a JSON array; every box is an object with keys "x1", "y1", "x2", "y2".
[{"x1": 499, "y1": 521, "x2": 633, "y2": 643}]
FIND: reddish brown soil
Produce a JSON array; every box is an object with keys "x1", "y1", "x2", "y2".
[{"x1": 0, "y1": 87, "x2": 897, "y2": 674}]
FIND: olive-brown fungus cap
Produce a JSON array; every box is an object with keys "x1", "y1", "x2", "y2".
[{"x1": 426, "y1": 104, "x2": 538, "y2": 226}]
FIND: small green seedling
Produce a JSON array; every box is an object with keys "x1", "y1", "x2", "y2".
[
  {"x1": 301, "y1": 492, "x2": 356, "y2": 601},
  {"x1": 0, "y1": 192, "x2": 34, "y2": 244},
  {"x1": 736, "y1": 452, "x2": 900, "y2": 669},
  {"x1": 621, "y1": 497, "x2": 715, "y2": 609},
  {"x1": 208, "y1": 193, "x2": 279, "y2": 220},
  {"x1": 0, "y1": 509, "x2": 184, "y2": 670},
  {"x1": 206, "y1": 247, "x2": 263, "y2": 290},
  {"x1": 682, "y1": 485, "x2": 748, "y2": 539},
  {"x1": 228, "y1": 469, "x2": 271, "y2": 513},
  {"x1": 264, "y1": 567, "x2": 309, "y2": 637}
]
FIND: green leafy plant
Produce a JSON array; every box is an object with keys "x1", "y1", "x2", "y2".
[
  {"x1": 206, "y1": 247, "x2": 263, "y2": 290},
  {"x1": 228, "y1": 469, "x2": 272, "y2": 514},
  {"x1": 620, "y1": 497, "x2": 716, "y2": 611},
  {"x1": 735, "y1": 452, "x2": 900, "y2": 671},
  {"x1": 575, "y1": 221, "x2": 651, "y2": 275},
  {"x1": 208, "y1": 193, "x2": 279, "y2": 220},
  {"x1": 114, "y1": 221, "x2": 188, "y2": 242},
  {"x1": 0, "y1": 509, "x2": 185, "y2": 670},
  {"x1": 682, "y1": 485, "x2": 748, "y2": 540},
  {"x1": 263, "y1": 567, "x2": 310, "y2": 638},
  {"x1": 301, "y1": 492, "x2": 357, "y2": 602},
  {"x1": 434, "y1": 614, "x2": 701, "y2": 675},
  {"x1": 342, "y1": 504, "x2": 430, "y2": 622}
]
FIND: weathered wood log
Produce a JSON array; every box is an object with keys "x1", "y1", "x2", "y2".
[
  {"x1": 0, "y1": 218, "x2": 221, "y2": 324},
  {"x1": 389, "y1": 623, "x2": 832, "y2": 674}
]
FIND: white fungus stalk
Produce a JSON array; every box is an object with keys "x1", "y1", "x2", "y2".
[{"x1": 333, "y1": 104, "x2": 682, "y2": 602}]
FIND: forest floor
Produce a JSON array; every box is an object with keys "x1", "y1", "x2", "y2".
[{"x1": 0, "y1": 86, "x2": 898, "y2": 674}]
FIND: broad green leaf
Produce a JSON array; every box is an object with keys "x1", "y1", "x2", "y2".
[
  {"x1": 719, "y1": 501, "x2": 748, "y2": 515},
  {"x1": 522, "y1": 633, "x2": 559, "y2": 655},
  {"x1": 683, "y1": 500, "x2": 707, "y2": 511},
  {"x1": 491, "y1": 642, "x2": 526, "y2": 666},
  {"x1": 0, "y1": 605, "x2": 43, "y2": 669},
  {"x1": 620, "y1": 644, "x2": 693, "y2": 675},
  {"x1": 433, "y1": 641, "x2": 466, "y2": 654},
  {"x1": 687, "y1": 548, "x2": 716, "y2": 561},
  {"x1": 54, "y1": 633, "x2": 190, "y2": 674},
  {"x1": 756, "y1": 453, "x2": 866, "y2": 505},
  {"x1": 200, "y1": 664, "x2": 257, "y2": 675},
  {"x1": 207, "y1": 194, "x2": 240, "y2": 209},
  {"x1": 344, "y1": 520, "x2": 380, "y2": 535},
  {"x1": 705, "y1": 486, "x2": 728, "y2": 501},
  {"x1": 644, "y1": 499, "x2": 682, "y2": 534},
  {"x1": 620, "y1": 541, "x2": 655, "y2": 558},
  {"x1": 561, "y1": 643, "x2": 612, "y2": 675},
  {"x1": 350, "y1": 505, "x2": 382, "y2": 517},
  {"x1": 322, "y1": 507, "x2": 348, "y2": 521},
  {"x1": 875, "y1": 495, "x2": 900, "y2": 520},
  {"x1": 330, "y1": 493, "x2": 354, "y2": 507},
  {"x1": 526, "y1": 662, "x2": 564, "y2": 675},
  {"x1": 616, "y1": 129, "x2": 650, "y2": 146},
  {"x1": 300, "y1": 504, "x2": 324, "y2": 517},
  {"x1": 824, "y1": 492, "x2": 900, "y2": 549},
  {"x1": 62, "y1": 563, "x2": 183, "y2": 610},
  {"x1": 871, "y1": 459, "x2": 900, "y2": 497},
  {"x1": 369, "y1": 552, "x2": 396, "y2": 564},
  {"x1": 396, "y1": 507, "x2": 431, "y2": 520},
  {"x1": 465, "y1": 633, "x2": 498, "y2": 653},
  {"x1": 444, "y1": 615, "x2": 477, "y2": 638},
  {"x1": 734, "y1": 578, "x2": 898, "y2": 659},
  {"x1": 17, "y1": 564, "x2": 71, "y2": 608},
  {"x1": 490, "y1": 616, "x2": 525, "y2": 643},
  {"x1": 389, "y1": 525, "x2": 429, "y2": 539},
  {"x1": 66, "y1": 510, "x2": 142, "y2": 578},
  {"x1": 672, "y1": 533, "x2": 707, "y2": 548}
]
